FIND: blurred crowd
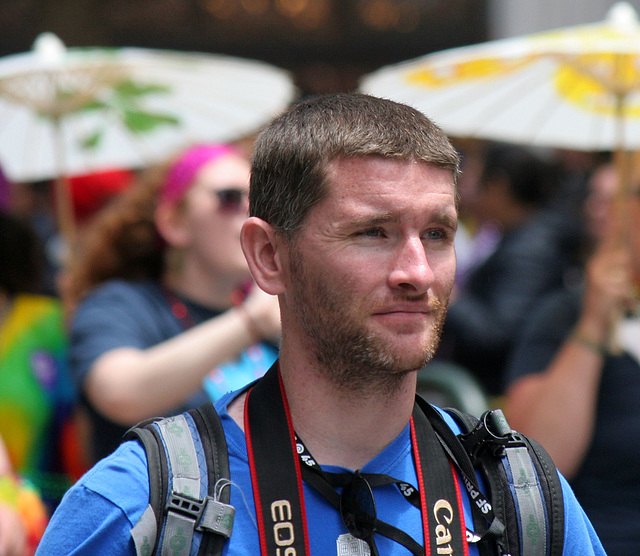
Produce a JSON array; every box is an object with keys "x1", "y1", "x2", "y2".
[
  {"x1": 1, "y1": 135, "x2": 638, "y2": 554},
  {"x1": 0, "y1": 140, "x2": 281, "y2": 554}
]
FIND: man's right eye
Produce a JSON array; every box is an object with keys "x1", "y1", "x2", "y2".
[{"x1": 361, "y1": 228, "x2": 383, "y2": 237}]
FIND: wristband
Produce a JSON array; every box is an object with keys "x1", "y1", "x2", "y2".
[{"x1": 571, "y1": 329, "x2": 607, "y2": 356}]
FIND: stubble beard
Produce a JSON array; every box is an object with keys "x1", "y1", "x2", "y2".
[{"x1": 288, "y1": 249, "x2": 449, "y2": 399}]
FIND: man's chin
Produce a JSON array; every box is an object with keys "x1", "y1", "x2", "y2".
[
  {"x1": 384, "y1": 333, "x2": 439, "y2": 367},
  {"x1": 391, "y1": 354, "x2": 434, "y2": 374},
  {"x1": 375, "y1": 342, "x2": 435, "y2": 374}
]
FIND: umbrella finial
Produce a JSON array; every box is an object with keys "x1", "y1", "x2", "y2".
[
  {"x1": 607, "y1": 2, "x2": 639, "y2": 31},
  {"x1": 32, "y1": 32, "x2": 66, "y2": 65}
]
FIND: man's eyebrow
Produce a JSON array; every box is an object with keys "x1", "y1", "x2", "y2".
[
  {"x1": 436, "y1": 211, "x2": 459, "y2": 231},
  {"x1": 341, "y1": 210, "x2": 458, "y2": 231},
  {"x1": 345, "y1": 212, "x2": 399, "y2": 228}
]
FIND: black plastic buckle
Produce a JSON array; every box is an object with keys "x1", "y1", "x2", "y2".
[
  {"x1": 461, "y1": 410, "x2": 526, "y2": 460},
  {"x1": 166, "y1": 491, "x2": 206, "y2": 524}
]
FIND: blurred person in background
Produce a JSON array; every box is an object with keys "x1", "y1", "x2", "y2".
[
  {"x1": 63, "y1": 143, "x2": 281, "y2": 464},
  {"x1": 439, "y1": 143, "x2": 581, "y2": 397},
  {"x1": 1, "y1": 158, "x2": 135, "y2": 301},
  {"x1": 1, "y1": 171, "x2": 60, "y2": 298},
  {"x1": 449, "y1": 138, "x2": 502, "y2": 289},
  {"x1": 0, "y1": 211, "x2": 76, "y2": 513},
  {"x1": 505, "y1": 160, "x2": 640, "y2": 555}
]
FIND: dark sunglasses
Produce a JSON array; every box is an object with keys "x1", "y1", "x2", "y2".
[
  {"x1": 212, "y1": 188, "x2": 249, "y2": 213},
  {"x1": 340, "y1": 472, "x2": 380, "y2": 556}
]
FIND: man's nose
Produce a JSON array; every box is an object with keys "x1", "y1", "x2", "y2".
[{"x1": 387, "y1": 236, "x2": 434, "y2": 294}]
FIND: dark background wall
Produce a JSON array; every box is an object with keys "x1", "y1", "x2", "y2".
[{"x1": 0, "y1": 0, "x2": 488, "y2": 95}]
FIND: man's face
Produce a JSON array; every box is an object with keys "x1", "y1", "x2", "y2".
[{"x1": 280, "y1": 156, "x2": 458, "y2": 394}]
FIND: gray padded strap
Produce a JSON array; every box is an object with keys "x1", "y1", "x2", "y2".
[
  {"x1": 163, "y1": 512, "x2": 196, "y2": 556},
  {"x1": 158, "y1": 415, "x2": 201, "y2": 497},
  {"x1": 505, "y1": 446, "x2": 548, "y2": 555},
  {"x1": 131, "y1": 504, "x2": 158, "y2": 556},
  {"x1": 157, "y1": 415, "x2": 202, "y2": 556}
]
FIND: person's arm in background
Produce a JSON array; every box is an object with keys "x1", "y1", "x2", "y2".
[
  {"x1": 84, "y1": 286, "x2": 281, "y2": 426},
  {"x1": 506, "y1": 241, "x2": 633, "y2": 478}
]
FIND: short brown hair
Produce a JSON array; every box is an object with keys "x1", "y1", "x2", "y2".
[{"x1": 250, "y1": 93, "x2": 460, "y2": 236}]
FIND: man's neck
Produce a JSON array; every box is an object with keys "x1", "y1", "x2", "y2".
[
  {"x1": 286, "y1": 368, "x2": 417, "y2": 470},
  {"x1": 163, "y1": 262, "x2": 242, "y2": 310},
  {"x1": 228, "y1": 353, "x2": 418, "y2": 471}
]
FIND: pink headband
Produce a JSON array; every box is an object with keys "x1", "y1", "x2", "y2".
[{"x1": 159, "y1": 144, "x2": 241, "y2": 206}]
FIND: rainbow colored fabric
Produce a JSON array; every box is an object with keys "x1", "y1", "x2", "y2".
[
  {"x1": 0, "y1": 294, "x2": 75, "y2": 505},
  {"x1": 0, "y1": 473, "x2": 49, "y2": 553}
]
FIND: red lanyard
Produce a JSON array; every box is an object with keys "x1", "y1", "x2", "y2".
[
  {"x1": 161, "y1": 282, "x2": 250, "y2": 331},
  {"x1": 162, "y1": 286, "x2": 197, "y2": 330}
]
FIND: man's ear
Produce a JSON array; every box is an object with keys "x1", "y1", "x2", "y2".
[
  {"x1": 154, "y1": 202, "x2": 190, "y2": 248},
  {"x1": 241, "y1": 217, "x2": 286, "y2": 295}
]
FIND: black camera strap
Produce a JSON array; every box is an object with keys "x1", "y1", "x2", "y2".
[
  {"x1": 415, "y1": 397, "x2": 507, "y2": 546},
  {"x1": 245, "y1": 362, "x2": 311, "y2": 555},
  {"x1": 244, "y1": 362, "x2": 469, "y2": 555}
]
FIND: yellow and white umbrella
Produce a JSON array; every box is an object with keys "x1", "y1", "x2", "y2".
[
  {"x1": 361, "y1": 1, "x2": 640, "y2": 256},
  {"x1": 360, "y1": 2, "x2": 640, "y2": 154}
]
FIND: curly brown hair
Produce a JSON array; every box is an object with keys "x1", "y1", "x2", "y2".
[{"x1": 63, "y1": 163, "x2": 167, "y2": 307}]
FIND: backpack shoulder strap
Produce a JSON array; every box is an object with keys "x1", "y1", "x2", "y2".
[
  {"x1": 124, "y1": 403, "x2": 233, "y2": 556},
  {"x1": 444, "y1": 407, "x2": 480, "y2": 432},
  {"x1": 189, "y1": 402, "x2": 232, "y2": 556},
  {"x1": 524, "y1": 436, "x2": 565, "y2": 556},
  {"x1": 444, "y1": 407, "x2": 565, "y2": 556},
  {"x1": 124, "y1": 418, "x2": 166, "y2": 555}
]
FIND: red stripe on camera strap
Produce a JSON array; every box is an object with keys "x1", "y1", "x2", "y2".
[
  {"x1": 245, "y1": 363, "x2": 311, "y2": 556},
  {"x1": 411, "y1": 404, "x2": 469, "y2": 556}
]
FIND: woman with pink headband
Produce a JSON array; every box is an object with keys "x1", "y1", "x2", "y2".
[{"x1": 63, "y1": 143, "x2": 281, "y2": 465}]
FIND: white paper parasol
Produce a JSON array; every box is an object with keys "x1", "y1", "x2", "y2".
[
  {"x1": 360, "y1": 2, "x2": 640, "y2": 154},
  {"x1": 0, "y1": 33, "x2": 297, "y2": 241}
]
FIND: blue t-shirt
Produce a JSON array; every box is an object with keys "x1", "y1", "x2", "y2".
[
  {"x1": 71, "y1": 279, "x2": 276, "y2": 463},
  {"x1": 37, "y1": 389, "x2": 604, "y2": 555}
]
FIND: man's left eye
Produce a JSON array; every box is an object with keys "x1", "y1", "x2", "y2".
[
  {"x1": 425, "y1": 229, "x2": 451, "y2": 241},
  {"x1": 362, "y1": 228, "x2": 382, "y2": 237}
]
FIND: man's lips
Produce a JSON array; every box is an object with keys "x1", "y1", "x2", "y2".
[
  {"x1": 372, "y1": 307, "x2": 433, "y2": 326},
  {"x1": 373, "y1": 303, "x2": 432, "y2": 316}
]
